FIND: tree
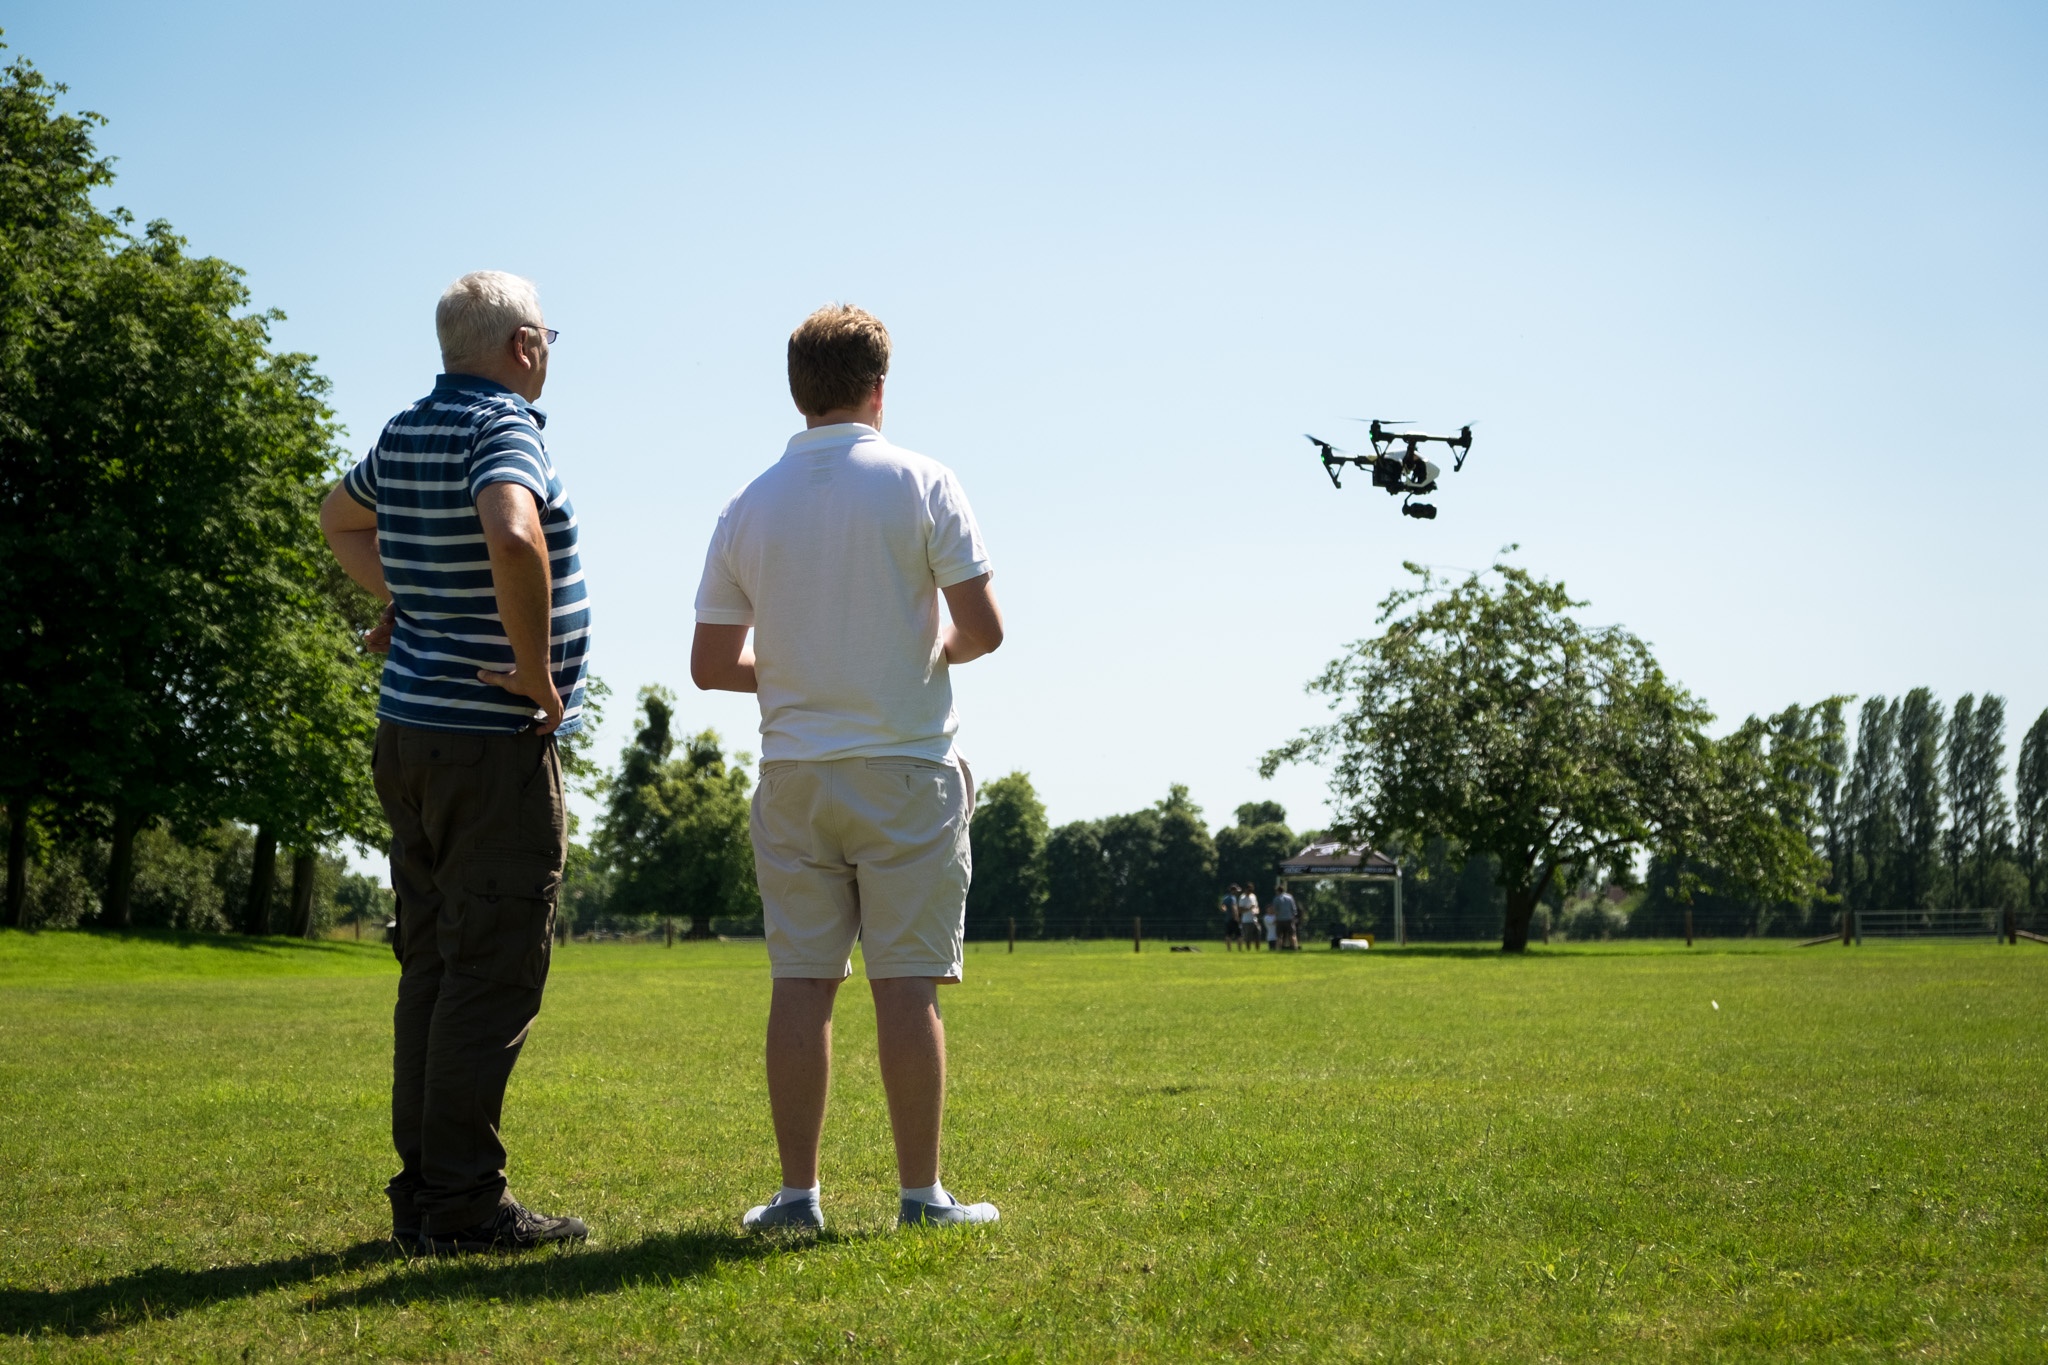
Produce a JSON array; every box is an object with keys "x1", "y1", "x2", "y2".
[
  {"x1": 0, "y1": 48, "x2": 119, "y2": 925},
  {"x1": 1842, "y1": 697, "x2": 1898, "y2": 914},
  {"x1": 1043, "y1": 820, "x2": 1111, "y2": 937},
  {"x1": 1097, "y1": 808, "x2": 1163, "y2": 931},
  {"x1": 1894, "y1": 688, "x2": 1943, "y2": 911},
  {"x1": 595, "y1": 687, "x2": 757, "y2": 937},
  {"x1": 2016, "y1": 709, "x2": 2048, "y2": 912},
  {"x1": 1945, "y1": 693, "x2": 2012, "y2": 911},
  {"x1": 1148, "y1": 785, "x2": 1217, "y2": 938},
  {"x1": 1264, "y1": 561, "x2": 1826, "y2": 951},
  {"x1": 1812, "y1": 698, "x2": 1848, "y2": 919},
  {"x1": 1214, "y1": 802, "x2": 1296, "y2": 899},
  {"x1": 5, "y1": 216, "x2": 369, "y2": 925},
  {"x1": 964, "y1": 771, "x2": 1047, "y2": 940}
]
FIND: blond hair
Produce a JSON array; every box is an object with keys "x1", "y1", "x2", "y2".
[
  {"x1": 436, "y1": 271, "x2": 542, "y2": 370},
  {"x1": 787, "y1": 304, "x2": 891, "y2": 416}
]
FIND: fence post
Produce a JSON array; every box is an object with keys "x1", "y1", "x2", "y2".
[
  {"x1": 1854, "y1": 908, "x2": 1862, "y2": 946},
  {"x1": 1684, "y1": 910, "x2": 1694, "y2": 948},
  {"x1": 2006, "y1": 907, "x2": 2017, "y2": 945},
  {"x1": 1841, "y1": 907, "x2": 1851, "y2": 946},
  {"x1": 1008, "y1": 917, "x2": 1015, "y2": 953},
  {"x1": 1133, "y1": 918, "x2": 1141, "y2": 953},
  {"x1": 665, "y1": 918, "x2": 674, "y2": 948}
]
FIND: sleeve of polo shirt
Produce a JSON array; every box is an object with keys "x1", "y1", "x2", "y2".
[
  {"x1": 693, "y1": 503, "x2": 754, "y2": 626},
  {"x1": 340, "y1": 447, "x2": 378, "y2": 509},
  {"x1": 927, "y1": 469, "x2": 992, "y2": 588},
  {"x1": 468, "y1": 406, "x2": 551, "y2": 506}
]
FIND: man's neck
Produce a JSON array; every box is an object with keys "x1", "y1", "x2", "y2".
[{"x1": 805, "y1": 404, "x2": 882, "y2": 430}]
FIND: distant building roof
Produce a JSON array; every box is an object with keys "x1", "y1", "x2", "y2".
[{"x1": 1279, "y1": 842, "x2": 1400, "y2": 878}]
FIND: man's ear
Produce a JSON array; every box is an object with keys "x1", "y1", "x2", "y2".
[{"x1": 510, "y1": 325, "x2": 539, "y2": 374}]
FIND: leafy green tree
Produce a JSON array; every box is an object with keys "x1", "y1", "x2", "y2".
[
  {"x1": 1842, "y1": 697, "x2": 1898, "y2": 914},
  {"x1": 1097, "y1": 808, "x2": 1163, "y2": 931},
  {"x1": 2, "y1": 48, "x2": 377, "y2": 929},
  {"x1": 2016, "y1": 709, "x2": 2048, "y2": 912},
  {"x1": 1043, "y1": 820, "x2": 1112, "y2": 937},
  {"x1": 1149, "y1": 785, "x2": 1217, "y2": 938},
  {"x1": 7, "y1": 218, "x2": 367, "y2": 925},
  {"x1": 596, "y1": 687, "x2": 757, "y2": 938},
  {"x1": 1214, "y1": 802, "x2": 1296, "y2": 901},
  {"x1": 1812, "y1": 698, "x2": 1848, "y2": 921},
  {"x1": 1894, "y1": 688, "x2": 1943, "y2": 911},
  {"x1": 0, "y1": 48, "x2": 119, "y2": 925},
  {"x1": 1264, "y1": 562, "x2": 1825, "y2": 951},
  {"x1": 965, "y1": 771, "x2": 1048, "y2": 940},
  {"x1": 334, "y1": 871, "x2": 394, "y2": 937},
  {"x1": 1943, "y1": 693, "x2": 2012, "y2": 911}
]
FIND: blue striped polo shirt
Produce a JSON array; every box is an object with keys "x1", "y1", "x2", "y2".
[{"x1": 341, "y1": 373, "x2": 591, "y2": 735}]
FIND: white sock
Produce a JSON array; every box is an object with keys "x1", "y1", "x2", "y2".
[
  {"x1": 900, "y1": 1183, "x2": 948, "y2": 1205},
  {"x1": 775, "y1": 1184, "x2": 820, "y2": 1205}
]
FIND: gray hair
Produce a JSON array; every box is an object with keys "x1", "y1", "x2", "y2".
[{"x1": 436, "y1": 271, "x2": 542, "y2": 369}]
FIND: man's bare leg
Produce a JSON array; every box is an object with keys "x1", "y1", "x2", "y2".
[
  {"x1": 870, "y1": 976, "x2": 945, "y2": 1188},
  {"x1": 766, "y1": 976, "x2": 842, "y2": 1187}
]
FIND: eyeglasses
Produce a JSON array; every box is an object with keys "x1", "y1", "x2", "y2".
[{"x1": 520, "y1": 324, "x2": 560, "y2": 345}]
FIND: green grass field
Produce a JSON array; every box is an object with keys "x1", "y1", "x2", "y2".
[{"x1": 0, "y1": 930, "x2": 2043, "y2": 1362}]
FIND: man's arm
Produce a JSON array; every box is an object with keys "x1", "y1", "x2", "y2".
[
  {"x1": 940, "y1": 573, "x2": 1004, "y2": 665},
  {"x1": 692, "y1": 623, "x2": 758, "y2": 693},
  {"x1": 474, "y1": 482, "x2": 563, "y2": 734},
  {"x1": 320, "y1": 483, "x2": 390, "y2": 602},
  {"x1": 319, "y1": 483, "x2": 401, "y2": 652}
]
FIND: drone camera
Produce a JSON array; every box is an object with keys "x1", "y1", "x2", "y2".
[{"x1": 1401, "y1": 501, "x2": 1438, "y2": 520}]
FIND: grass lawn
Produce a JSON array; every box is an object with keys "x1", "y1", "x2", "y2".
[{"x1": 0, "y1": 929, "x2": 2043, "y2": 1362}]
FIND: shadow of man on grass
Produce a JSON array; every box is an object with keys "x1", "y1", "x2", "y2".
[{"x1": 0, "y1": 1228, "x2": 792, "y2": 1338}]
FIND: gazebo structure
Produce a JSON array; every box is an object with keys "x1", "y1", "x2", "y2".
[{"x1": 1278, "y1": 841, "x2": 1405, "y2": 947}]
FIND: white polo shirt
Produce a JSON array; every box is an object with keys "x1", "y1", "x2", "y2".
[{"x1": 694, "y1": 423, "x2": 991, "y2": 763}]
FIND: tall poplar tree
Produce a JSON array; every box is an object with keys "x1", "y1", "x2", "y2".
[
  {"x1": 1842, "y1": 697, "x2": 1898, "y2": 913},
  {"x1": 2016, "y1": 708, "x2": 2048, "y2": 913},
  {"x1": 1894, "y1": 689, "x2": 1943, "y2": 912},
  {"x1": 1946, "y1": 694, "x2": 2011, "y2": 910}
]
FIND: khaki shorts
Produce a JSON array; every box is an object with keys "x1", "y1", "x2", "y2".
[{"x1": 751, "y1": 754, "x2": 974, "y2": 981}]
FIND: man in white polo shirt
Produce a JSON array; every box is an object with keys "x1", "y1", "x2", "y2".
[{"x1": 692, "y1": 304, "x2": 1006, "y2": 1231}]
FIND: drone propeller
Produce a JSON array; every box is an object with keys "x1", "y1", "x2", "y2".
[{"x1": 1348, "y1": 417, "x2": 1411, "y2": 425}]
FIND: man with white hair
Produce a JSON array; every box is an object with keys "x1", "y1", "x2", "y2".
[{"x1": 320, "y1": 270, "x2": 591, "y2": 1253}]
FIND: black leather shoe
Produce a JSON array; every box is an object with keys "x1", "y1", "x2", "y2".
[{"x1": 426, "y1": 1198, "x2": 588, "y2": 1254}]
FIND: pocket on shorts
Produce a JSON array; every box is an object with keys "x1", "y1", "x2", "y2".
[{"x1": 455, "y1": 855, "x2": 560, "y2": 988}]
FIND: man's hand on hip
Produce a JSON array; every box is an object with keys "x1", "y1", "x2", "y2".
[
  {"x1": 477, "y1": 665, "x2": 564, "y2": 735},
  {"x1": 475, "y1": 481, "x2": 561, "y2": 733},
  {"x1": 364, "y1": 601, "x2": 398, "y2": 654}
]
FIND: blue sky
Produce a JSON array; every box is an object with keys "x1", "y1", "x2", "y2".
[{"x1": 12, "y1": 2, "x2": 2046, "y2": 845}]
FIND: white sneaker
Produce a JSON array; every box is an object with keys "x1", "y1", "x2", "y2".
[
  {"x1": 742, "y1": 1191, "x2": 823, "y2": 1231},
  {"x1": 898, "y1": 1193, "x2": 999, "y2": 1228}
]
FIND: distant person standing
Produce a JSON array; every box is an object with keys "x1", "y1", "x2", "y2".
[
  {"x1": 1272, "y1": 883, "x2": 1299, "y2": 950},
  {"x1": 693, "y1": 304, "x2": 1005, "y2": 1231},
  {"x1": 1238, "y1": 887, "x2": 1263, "y2": 951},
  {"x1": 319, "y1": 271, "x2": 590, "y2": 1253},
  {"x1": 1221, "y1": 885, "x2": 1243, "y2": 950}
]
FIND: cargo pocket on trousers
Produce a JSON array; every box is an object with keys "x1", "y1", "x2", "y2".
[{"x1": 456, "y1": 856, "x2": 561, "y2": 988}]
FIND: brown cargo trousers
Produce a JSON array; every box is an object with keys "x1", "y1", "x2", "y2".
[{"x1": 372, "y1": 721, "x2": 566, "y2": 1235}]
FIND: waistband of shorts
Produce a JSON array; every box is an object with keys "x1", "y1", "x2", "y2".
[{"x1": 759, "y1": 753, "x2": 960, "y2": 776}]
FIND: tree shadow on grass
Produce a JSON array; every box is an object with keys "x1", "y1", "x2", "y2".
[{"x1": 0, "y1": 1227, "x2": 798, "y2": 1338}]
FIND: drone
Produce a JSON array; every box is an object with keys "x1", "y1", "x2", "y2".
[{"x1": 1304, "y1": 419, "x2": 1475, "y2": 519}]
